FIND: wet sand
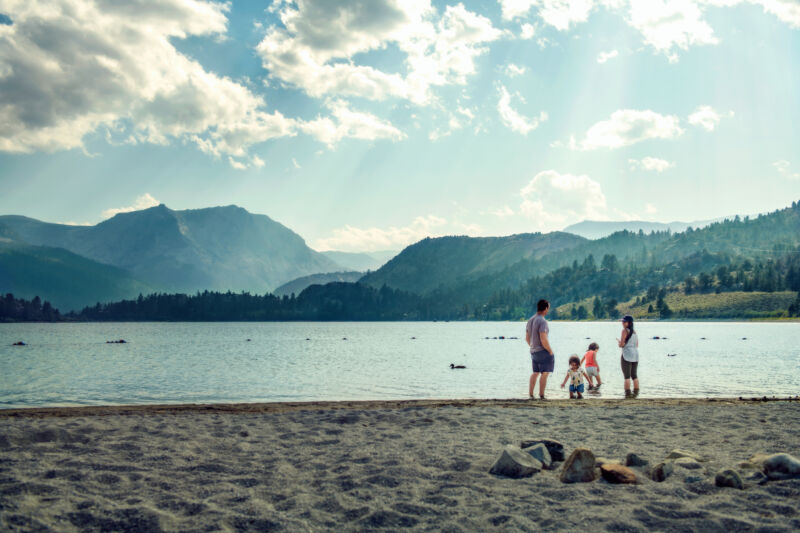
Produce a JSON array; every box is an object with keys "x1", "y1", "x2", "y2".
[{"x1": 1, "y1": 398, "x2": 799, "y2": 532}]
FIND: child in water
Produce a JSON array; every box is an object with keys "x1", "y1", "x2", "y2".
[
  {"x1": 560, "y1": 355, "x2": 591, "y2": 399},
  {"x1": 580, "y1": 342, "x2": 602, "y2": 390}
]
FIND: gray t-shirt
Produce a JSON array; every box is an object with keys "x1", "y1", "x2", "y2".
[{"x1": 526, "y1": 314, "x2": 549, "y2": 354}]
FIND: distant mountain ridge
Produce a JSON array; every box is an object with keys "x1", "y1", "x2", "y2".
[
  {"x1": 273, "y1": 271, "x2": 363, "y2": 297},
  {"x1": 0, "y1": 204, "x2": 339, "y2": 295},
  {"x1": 562, "y1": 218, "x2": 726, "y2": 240},
  {"x1": 320, "y1": 250, "x2": 396, "y2": 272}
]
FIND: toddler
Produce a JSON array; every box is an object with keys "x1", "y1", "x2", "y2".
[
  {"x1": 580, "y1": 342, "x2": 602, "y2": 390},
  {"x1": 560, "y1": 355, "x2": 590, "y2": 399}
]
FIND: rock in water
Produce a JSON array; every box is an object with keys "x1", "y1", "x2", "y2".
[
  {"x1": 525, "y1": 443, "x2": 552, "y2": 469},
  {"x1": 744, "y1": 471, "x2": 768, "y2": 485},
  {"x1": 625, "y1": 453, "x2": 649, "y2": 467},
  {"x1": 762, "y1": 453, "x2": 800, "y2": 480},
  {"x1": 601, "y1": 464, "x2": 637, "y2": 484},
  {"x1": 673, "y1": 457, "x2": 702, "y2": 470},
  {"x1": 560, "y1": 448, "x2": 597, "y2": 483},
  {"x1": 665, "y1": 449, "x2": 703, "y2": 462},
  {"x1": 651, "y1": 462, "x2": 674, "y2": 482},
  {"x1": 520, "y1": 439, "x2": 565, "y2": 462},
  {"x1": 715, "y1": 469, "x2": 743, "y2": 489},
  {"x1": 489, "y1": 445, "x2": 543, "y2": 478}
]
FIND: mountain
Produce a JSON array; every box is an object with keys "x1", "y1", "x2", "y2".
[
  {"x1": 359, "y1": 232, "x2": 587, "y2": 294},
  {"x1": 0, "y1": 204, "x2": 339, "y2": 293},
  {"x1": 0, "y1": 239, "x2": 153, "y2": 311},
  {"x1": 320, "y1": 250, "x2": 397, "y2": 272},
  {"x1": 562, "y1": 218, "x2": 723, "y2": 240},
  {"x1": 272, "y1": 271, "x2": 363, "y2": 297}
]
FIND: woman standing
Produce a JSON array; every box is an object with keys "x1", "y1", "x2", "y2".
[{"x1": 618, "y1": 315, "x2": 639, "y2": 398}]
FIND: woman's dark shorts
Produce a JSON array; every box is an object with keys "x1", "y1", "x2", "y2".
[
  {"x1": 620, "y1": 357, "x2": 638, "y2": 380},
  {"x1": 531, "y1": 350, "x2": 554, "y2": 373}
]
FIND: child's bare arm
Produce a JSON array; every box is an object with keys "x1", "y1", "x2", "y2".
[{"x1": 560, "y1": 373, "x2": 569, "y2": 388}]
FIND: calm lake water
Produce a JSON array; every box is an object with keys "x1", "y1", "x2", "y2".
[{"x1": 1, "y1": 321, "x2": 798, "y2": 408}]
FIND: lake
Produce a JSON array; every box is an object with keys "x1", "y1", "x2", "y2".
[{"x1": 1, "y1": 321, "x2": 798, "y2": 408}]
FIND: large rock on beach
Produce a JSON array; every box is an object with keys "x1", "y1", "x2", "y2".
[
  {"x1": 715, "y1": 469, "x2": 743, "y2": 489},
  {"x1": 762, "y1": 453, "x2": 800, "y2": 480},
  {"x1": 524, "y1": 443, "x2": 552, "y2": 469},
  {"x1": 625, "y1": 453, "x2": 648, "y2": 467},
  {"x1": 665, "y1": 449, "x2": 703, "y2": 462},
  {"x1": 520, "y1": 439, "x2": 565, "y2": 462},
  {"x1": 651, "y1": 461, "x2": 674, "y2": 482},
  {"x1": 673, "y1": 457, "x2": 703, "y2": 470},
  {"x1": 595, "y1": 457, "x2": 620, "y2": 467},
  {"x1": 489, "y1": 445, "x2": 542, "y2": 478},
  {"x1": 601, "y1": 464, "x2": 637, "y2": 484},
  {"x1": 560, "y1": 448, "x2": 597, "y2": 483}
]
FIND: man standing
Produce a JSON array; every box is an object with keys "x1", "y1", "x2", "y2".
[{"x1": 526, "y1": 299, "x2": 554, "y2": 399}]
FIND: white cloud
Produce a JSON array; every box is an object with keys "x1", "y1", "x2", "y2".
[
  {"x1": 300, "y1": 100, "x2": 406, "y2": 146},
  {"x1": 314, "y1": 215, "x2": 448, "y2": 252},
  {"x1": 228, "y1": 157, "x2": 247, "y2": 170},
  {"x1": 628, "y1": 156, "x2": 675, "y2": 172},
  {"x1": 597, "y1": 49, "x2": 619, "y2": 63},
  {"x1": 687, "y1": 105, "x2": 733, "y2": 131},
  {"x1": 704, "y1": 1, "x2": 800, "y2": 29},
  {"x1": 773, "y1": 160, "x2": 800, "y2": 180},
  {"x1": 291, "y1": 158, "x2": 301, "y2": 169},
  {"x1": 504, "y1": 63, "x2": 528, "y2": 77},
  {"x1": 0, "y1": 0, "x2": 408, "y2": 165},
  {"x1": 569, "y1": 109, "x2": 684, "y2": 150},
  {"x1": 520, "y1": 170, "x2": 609, "y2": 229},
  {"x1": 520, "y1": 22, "x2": 537, "y2": 38},
  {"x1": 645, "y1": 203, "x2": 658, "y2": 214},
  {"x1": 256, "y1": 1, "x2": 501, "y2": 106},
  {"x1": 489, "y1": 205, "x2": 515, "y2": 217},
  {"x1": 101, "y1": 193, "x2": 160, "y2": 219},
  {"x1": 500, "y1": 1, "x2": 595, "y2": 30},
  {"x1": 626, "y1": 0, "x2": 718, "y2": 62},
  {"x1": 497, "y1": 85, "x2": 547, "y2": 135}
]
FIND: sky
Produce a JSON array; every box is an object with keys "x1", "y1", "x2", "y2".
[{"x1": 0, "y1": 0, "x2": 798, "y2": 252}]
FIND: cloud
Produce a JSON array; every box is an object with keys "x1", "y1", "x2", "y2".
[
  {"x1": 687, "y1": 105, "x2": 733, "y2": 131},
  {"x1": 645, "y1": 203, "x2": 658, "y2": 214},
  {"x1": 773, "y1": 160, "x2": 800, "y2": 180},
  {"x1": 568, "y1": 109, "x2": 684, "y2": 150},
  {"x1": 101, "y1": 193, "x2": 160, "y2": 219},
  {"x1": 597, "y1": 49, "x2": 619, "y2": 63},
  {"x1": 497, "y1": 85, "x2": 547, "y2": 135},
  {"x1": 0, "y1": 0, "x2": 407, "y2": 165},
  {"x1": 488, "y1": 205, "x2": 515, "y2": 217},
  {"x1": 628, "y1": 156, "x2": 675, "y2": 172},
  {"x1": 313, "y1": 215, "x2": 448, "y2": 252},
  {"x1": 300, "y1": 100, "x2": 406, "y2": 146},
  {"x1": 504, "y1": 63, "x2": 528, "y2": 77},
  {"x1": 625, "y1": 0, "x2": 718, "y2": 62},
  {"x1": 520, "y1": 22, "x2": 537, "y2": 38},
  {"x1": 520, "y1": 170, "x2": 609, "y2": 229},
  {"x1": 256, "y1": 0, "x2": 501, "y2": 106},
  {"x1": 499, "y1": 1, "x2": 595, "y2": 30}
]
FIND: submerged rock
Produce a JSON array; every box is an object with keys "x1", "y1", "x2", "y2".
[
  {"x1": 762, "y1": 453, "x2": 800, "y2": 480},
  {"x1": 601, "y1": 464, "x2": 637, "y2": 484},
  {"x1": 744, "y1": 471, "x2": 768, "y2": 485},
  {"x1": 520, "y1": 439, "x2": 565, "y2": 462},
  {"x1": 625, "y1": 453, "x2": 648, "y2": 467},
  {"x1": 673, "y1": 457, "x2": 703, "y2": 470},
  {"x1": 525, "y1": 443, "x2": 552, "y2": 469},
  {"x1": 560, "y1": 448, "x2": 596, "y2": 483},
  {"x1": 715, "y1": 469, "x2": 743, "y2": 489},
  {"x1": 665, "y1": 449, "x2": 703, "y2": 462},
  {"x1": 651, "y1": 462, "x2": 674, "y2": 482},
  {"x1": 489, "y1": 446, "x2": 542, "y2": 478}
]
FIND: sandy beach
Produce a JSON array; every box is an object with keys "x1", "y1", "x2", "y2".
[{"x1": 1, "y1": 398, "x2": 799, "y2": 532}]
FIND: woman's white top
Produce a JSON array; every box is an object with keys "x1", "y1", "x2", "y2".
[{"x1": 621, "y1": 329, "x2": 639, "y2": 362}]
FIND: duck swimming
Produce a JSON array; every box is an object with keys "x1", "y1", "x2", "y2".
[{"x1": 450, "y1": 363, "x2": 466, "y2": 369}]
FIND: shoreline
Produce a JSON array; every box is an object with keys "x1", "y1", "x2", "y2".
[{"x1": 2, "y1": 396, "x2": 798, "y2": 418}]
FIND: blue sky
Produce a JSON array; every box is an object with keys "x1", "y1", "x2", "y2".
[{"x1": 0, "y1": 0, "x2": 798, "y2": 252}]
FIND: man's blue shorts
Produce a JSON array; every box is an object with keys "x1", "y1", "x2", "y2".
[
  {"x1": 569, "y1": 384, "x2": 585, "y2": 393},
  {"x1": 531, "y1": 350, "x2": 554, "y2": 373}
]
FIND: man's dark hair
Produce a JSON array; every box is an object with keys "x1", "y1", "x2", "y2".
[{"x1": 537, "y1": 299, "x2": 550, "y2": 312}]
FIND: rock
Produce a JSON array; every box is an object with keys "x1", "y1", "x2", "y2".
[
  {"x1": 737, "y1": 460, "x2": 761, "y2": 470},
  {"x1": 520, "y1": 439, "x2": 565, "y2": 462},
  {"x1": 560, "y1": 448, "x2": 597, "y2": 483},
  {"x1": 762, "y1": 453, "x2": 800, "y2": 480},
  {"x1": 489, "y1": 445, "x2": 543, "y2": 478},
  {"x1": 595, "y1": 457, "x2": 621, "y2": 467},
  {"x1": 625, "y1": 453, "x2": 648, "y2": 467},
  {"x1": 684, "y1": 475, "x2": 704, "y2": 484},
  {"x1": 601, "y1": 464, "x2": 637, "y2": 484},
  {"x1": 525, "y1": 443, "x2": 552, "y2": 469},
  {"x1": 665, "y1": 449, "x2": 703, "y2": 462},
  {"x1": 747, "y1": 453, "x2": 771, "y2": 466},
  {"x1": 673, "y1": 457, "x2": 702, "y2": 470},
  {"x1": 715, "y1": 469, "x2": 743, "y2": 489},
  {"x1": 744, "y1": 471, "x2": 768, "y2": 485},
  {"x1": 651, "y1": 462, "x2": 674, "y2": 482}
]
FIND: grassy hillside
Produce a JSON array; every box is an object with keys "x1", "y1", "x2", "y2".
[{"x1": 0, "y1": 240, "x2": 153, "y2": 311}]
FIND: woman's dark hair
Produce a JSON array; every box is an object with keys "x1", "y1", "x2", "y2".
[
  {"x1": 623, "y1": 317, "x2": 635, "y2": 346},
  {"x1": 568, "y1": 355, "x2": 580, "y2": 366},
  {"x1": 588, "y1": 342, "x2": 599, "y2": 351},
  {"x1": 537, "y1": 299, "x2": 550, "y2": 312}
]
